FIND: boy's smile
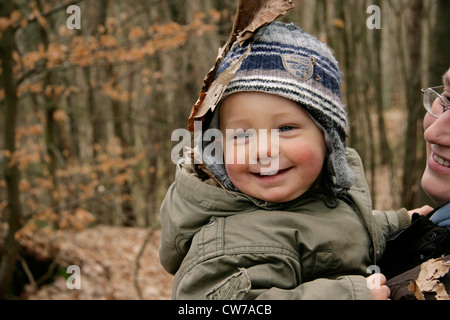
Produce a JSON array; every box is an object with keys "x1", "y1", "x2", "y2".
[{"x1": 220, "y1": 92, "x2": 327, "y2": 203}]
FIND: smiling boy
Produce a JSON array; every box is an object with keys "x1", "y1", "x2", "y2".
[{"x1": 159, "y1": 21, "x2": 412, "y2": 300}]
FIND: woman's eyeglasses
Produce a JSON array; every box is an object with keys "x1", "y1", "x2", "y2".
[{"x1": 421, "y1": 86, "x2": 450, "y2": 118}]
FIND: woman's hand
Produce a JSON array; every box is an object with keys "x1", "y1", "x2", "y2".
[{"x1": 407, "y1": 205, "x2": 433, "y2": 219}]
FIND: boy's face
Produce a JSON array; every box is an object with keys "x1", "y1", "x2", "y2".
[{"x1": 219, "y1": 92, "x2": 327, "y2": 203}]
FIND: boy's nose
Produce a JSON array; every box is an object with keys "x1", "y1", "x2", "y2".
[{"x1": 254, "y1": 130, "x2": 279, "y2": 163}]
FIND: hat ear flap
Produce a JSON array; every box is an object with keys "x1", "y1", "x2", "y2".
[{"x1": 325, "y1": 130, "x2": 355, "y2": 193}]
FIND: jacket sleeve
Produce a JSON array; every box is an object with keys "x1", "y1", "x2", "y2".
[
  {"x1": 254, "y1": 276, "x2": 373, "y2": 300},
  {"x1": 174, "y1": 252, "x2": 374, "y2": 300},
  {"x1": 159, "y1": 168, "x2": 210, "y2": 274},
  {"x1": 159, "y1": 181, "x2": 184, "y2": 275},
  {"x1": 174, "y1": 233, "x2": 375, "y2": 301},
  {"x1": 372, "y1": 208, "x2": 410, "y2": 239},
  {"x1": 159, "y1": 163, "x2": 235, "y2": 275},
  {"x1": 159, "y1": 179, "x2": 215, "y2": 275}
]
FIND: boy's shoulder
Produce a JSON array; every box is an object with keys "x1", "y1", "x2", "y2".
[{"x1": 344, "y1": 147, "x2": 366, "y2": 184}]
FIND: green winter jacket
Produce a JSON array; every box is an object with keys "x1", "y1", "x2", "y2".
[{"x1": 159, "y1": 148, "x2": 411, "y2": 300}]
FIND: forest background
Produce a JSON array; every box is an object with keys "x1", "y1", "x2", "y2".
[{"x1": 0, "y1": 0, "x2": 449, "y2": 299}]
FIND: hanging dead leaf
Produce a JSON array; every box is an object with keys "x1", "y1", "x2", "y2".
[
  {"x1": 408, "y1": 257, "x2": 450, "y2": 300},
  {"x1": 187, "y1": 0, "x2": 294, "y2": 131},
  {"x1": 188, "y1": 43, "x2": 253, "y2": 124},
  {"x1": 235, "y1": 0, "x2": 295, "y2": 44}
]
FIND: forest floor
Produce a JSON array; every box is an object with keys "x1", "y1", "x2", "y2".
[{"x1": 23, "y1": 225, "x2": 173, "y2": 300}]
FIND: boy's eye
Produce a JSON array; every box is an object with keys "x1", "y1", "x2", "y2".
[
  {"x1": 279, "y1": 125, "x2": 294, "y2": 132},
  {"x1": 233, "y1": 132, "x2": 253, "y2": 141}
]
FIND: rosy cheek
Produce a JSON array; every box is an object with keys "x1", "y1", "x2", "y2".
[
  {"x1": 423, "y1": 113, "x2": 435, "y2": 132},
  {"x1": 291, "y1": 146, "x2": 325, "y2": 172},
  {"x1": 225, "y1": 163, "x2": 246, "y2": 182}
]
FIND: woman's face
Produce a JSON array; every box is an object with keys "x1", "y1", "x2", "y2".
[{"x1": 421, "y1": 74, "x2": 450, "y2": 205}]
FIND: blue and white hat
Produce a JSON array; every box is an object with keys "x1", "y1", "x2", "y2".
[{"x1": 213, "y1": 21, "x2": 354, "y2": 193}]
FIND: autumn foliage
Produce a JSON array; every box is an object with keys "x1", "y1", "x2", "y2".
[
  {"x1": 1, "y1": 2, "x2": 223, "y2": 226},
  {"x1": 0, "y1": 0, "x2": 231, "y2": 298}
]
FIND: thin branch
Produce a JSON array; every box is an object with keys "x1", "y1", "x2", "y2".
[
  {"x1": 134, "y1": 223, "x2": 159, "y2": 300},
  {"x1": 35, "y1": 259, "x2": 59, "y2": 287},
  {"x1": 17, "y1": 255, "x2": 37, "y2": 289}
]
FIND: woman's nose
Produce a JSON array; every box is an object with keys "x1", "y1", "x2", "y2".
[{"x1": 424, "y1": 111, "x2": 450, "y2": 145}]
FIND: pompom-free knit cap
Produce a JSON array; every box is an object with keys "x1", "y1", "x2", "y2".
[{"x1": 207, "y1": 21, "x2": 354, "y2": 194}]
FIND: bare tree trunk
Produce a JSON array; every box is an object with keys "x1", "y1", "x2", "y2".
[
  {"x1": 342, "y1": 0, "x2": 360, "y2": 150},
  {"x1": 103, "y1": 2, "x2": 136, "y2": 226},
  {"x1": 370, "y1": 0, "x2": 391, "y2": 168},
  {"x1": 0, "y1": 0, "x2": 23, "y2": 299},
  {"x1": 429, "y1": 0, "x2": 450, "y2": 85},
  {"x1": 36, "y1": 0, "x2": 61, "y2": 212},
  {"x1": 399, "y1": 0, "x2": 425, "y2": 208},
  {"x1": 85, "y1": 0, "x2": 108, "y2": 158},
  {"x1": 362, "y1": 0, "x2": 391, "y2": 206},
  {"x1": 106, "y1": 63, "x2": 136, "y2": 226},
  {"x1": 83, "y1": 0, "x2": 109, "y2": 222}
]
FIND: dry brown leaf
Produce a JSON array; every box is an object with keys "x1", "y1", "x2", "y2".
[
  {"x1": 188, "y1": 43, "x2": 253, "y2": 123},
  {"x1": 409, "y1": 257, "x2": 450, "y2": 300},
  {"x1": 408, "y1": 280, "x2": 425, "y2": 300},
  {"x1": 187, "y1": 0, "x2": 294, "y2": 131},
  {"x1": 236, "y1": 0, "x2": 295, "y2": 44}
]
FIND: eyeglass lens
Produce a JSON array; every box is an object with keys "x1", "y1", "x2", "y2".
[{"x1": 424, "y1": 89, "x2": 444, "y2": 117}]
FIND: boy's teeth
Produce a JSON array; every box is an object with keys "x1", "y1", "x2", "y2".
[
  {"x1": 434, "y1": 154, "x2": 450, "y2": 167},
  {"x1": 261, "y1": 171, "x2": 277, "y2": 176}
]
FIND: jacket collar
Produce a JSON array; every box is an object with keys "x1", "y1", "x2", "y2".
[{"x1": 430, "y1": 202, "x2": 450, "y2": 227}]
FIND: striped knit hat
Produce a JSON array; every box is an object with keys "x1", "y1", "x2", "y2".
[{"x1": 207, "y1": 21, "x2": 354, "y2": 194}]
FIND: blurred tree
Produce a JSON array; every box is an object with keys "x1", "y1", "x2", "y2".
[
  {"x1": 394, "y1": 0, "x2": 425, "y2": 208},
  {"x1": 429, "y1": 0, "x2": 450, "y2": 86},
  {"x1": 0, "y1": 0, "x2": 24, "y2": 299}
]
